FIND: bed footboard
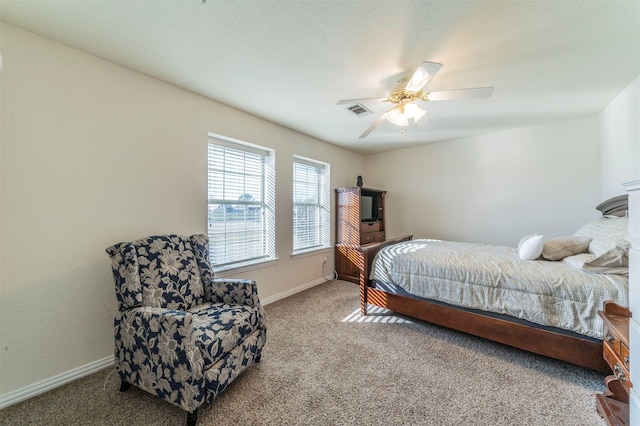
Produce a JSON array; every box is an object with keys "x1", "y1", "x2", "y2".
[
  {"x1": 361, "y1": 284, "x2": 608, "y2": 372},
  {"x1": 359, "y1": 235, "x2": 413, "y2": 315}
]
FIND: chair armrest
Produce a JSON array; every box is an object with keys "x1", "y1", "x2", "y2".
[
  {"x1": 206, "y1": 278, "x2": 262, "y2": 307},
  {"x1": 114, "y1": 307, "x2": 206, "y2": 412}
]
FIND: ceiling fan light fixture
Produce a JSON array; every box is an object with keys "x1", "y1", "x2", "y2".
[
  {"x1": 386, "y1": 105, "x2": 409, "y2": 127},
  {"x1": 404, "y1": 102, "x2": 426, "y2": 122},
  {"x1": 386, "y1": 102, "x2": 426, "y2": 127}
]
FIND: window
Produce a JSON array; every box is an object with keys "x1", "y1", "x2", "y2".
[
  {"x1": 292, "y1": 156, "x2": 330, "y2": 253},
  {"x1": 208, "y1": 134, "x2": 275, "y2": 269}
]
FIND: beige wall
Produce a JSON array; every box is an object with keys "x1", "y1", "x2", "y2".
[
  {"x1": 364, "y1": 116, "x2": 602, "y2": 247},
  {"x1": 0, "y1": 24, "x2": 363, "y2": 398},
  {"x1": 2, "y1": 19, "x2": 638, "y2": 407}
]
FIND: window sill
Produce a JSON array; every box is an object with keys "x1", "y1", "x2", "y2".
[
  {"x1": 290, "y1": 246, "x2": 333, "y2": 260},
  {"x1": 213, "y1": 257, "x2": 279, "y2": 277}
]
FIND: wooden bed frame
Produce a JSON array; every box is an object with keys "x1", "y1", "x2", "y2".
[{"x1": 358, "y1": 236, "x2": 610, "y2": 373}]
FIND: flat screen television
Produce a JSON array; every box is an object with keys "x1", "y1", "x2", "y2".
[{"x1": 360, "y1": 195, "x2": 375, "y2": 221}]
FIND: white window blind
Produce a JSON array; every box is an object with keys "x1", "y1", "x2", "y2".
[
  {"x1": 208, "y1": 135, "x2": 275, "y2": 268},
  {"x1": 293, "y1": 156, "x2": 330, "y2": 252}
]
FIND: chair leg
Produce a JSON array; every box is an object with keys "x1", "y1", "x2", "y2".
[
  {"x1": 186, "y1": 409, "x2": 198, "y2": 426},
  {"x1": 119, "y1": 379, "x2": 131, "y2": 392}
]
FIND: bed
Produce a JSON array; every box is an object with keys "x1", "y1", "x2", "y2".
[{"x1": 360, "y1": 202, "x2": 629, "y2": 372}]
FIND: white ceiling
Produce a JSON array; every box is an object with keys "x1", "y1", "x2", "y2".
[{"x1": 2, "y1": 0, "x2": 639, "y2": 155}]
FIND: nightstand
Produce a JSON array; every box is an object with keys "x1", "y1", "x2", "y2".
[{"x1": 596, "y1": 301, "x2": 631, "y2": 426}]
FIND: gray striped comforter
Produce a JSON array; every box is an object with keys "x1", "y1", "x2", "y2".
[{"x1": 369, "y1": 239, "x2": 628, "y2": 339}]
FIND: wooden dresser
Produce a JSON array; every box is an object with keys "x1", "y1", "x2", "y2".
[
  {"x1": 335, "y1": 186, "x2": 412, "y2": 285},
  {"x1": 335, "y1": 187, "x2": 385, "y2": 284},
  {"x1": 597, "y1": 301, "x2": 632, "y2": 425}
]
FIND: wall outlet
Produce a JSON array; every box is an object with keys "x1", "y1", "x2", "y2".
[{"x1": 322, "y1": 256, "x2": 327, "y2": 265}]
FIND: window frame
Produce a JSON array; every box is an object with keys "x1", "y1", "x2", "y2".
[
  {"x1": 207, "y1": 133, "x2": 276, "y2": 273},
  {"x1": 292, "y1": 155, "x2": 331, "y2": 255}
]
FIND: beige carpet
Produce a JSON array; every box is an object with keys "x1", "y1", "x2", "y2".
[{"x1": 0, "y1": 280, "x2": 607, "y2": 425}]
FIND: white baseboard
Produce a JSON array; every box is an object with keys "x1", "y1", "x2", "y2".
[
  {"x1": 0, "y1": 355, "x2": 115, "y2": 410},
  {"x1": 0, "y1": 278, "x2": 329, "y2": 409},
  {"x1": 261, "y1": 277, "x2": 329, "y2": 305}
]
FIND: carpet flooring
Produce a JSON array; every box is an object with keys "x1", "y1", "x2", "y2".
[{"x1": 0, "y1": 280, "x2": 608, "y2": 425}]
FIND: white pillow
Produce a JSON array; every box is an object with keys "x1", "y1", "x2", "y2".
[{"x1": 518, "y1": 234, "x2": 544, "y2": 260}]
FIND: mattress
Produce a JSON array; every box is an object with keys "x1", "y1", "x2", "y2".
[{"x1": 369, "y1": 239, "x2": 629, "y2": 339}]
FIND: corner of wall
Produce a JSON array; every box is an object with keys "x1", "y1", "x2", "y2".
[{"x1": 599, "y1": 75, "x2": 640, "y2": 200}]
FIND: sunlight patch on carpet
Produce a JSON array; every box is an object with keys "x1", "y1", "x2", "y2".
[{"x1": 342, "y1": 305, "x2": 414, "y2": 323}]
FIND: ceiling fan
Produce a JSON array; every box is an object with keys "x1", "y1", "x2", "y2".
[{"x1": 337, "y1": 62, "x2": 494, "y2": 139}]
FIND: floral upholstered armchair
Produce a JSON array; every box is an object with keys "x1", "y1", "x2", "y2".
[{"x1": 105, "y1": 234, "x2": 266, "y2": 426}]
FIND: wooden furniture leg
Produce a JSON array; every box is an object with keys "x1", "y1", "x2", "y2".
[
  {"x1": 186, "y1": 409, "x2": 198, "y2": 426},
  {"x1": 119, "y1": 380, "x2": 131, "y2": 392}
]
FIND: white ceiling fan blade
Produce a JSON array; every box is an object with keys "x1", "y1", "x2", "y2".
[
  {"x1": 404, "y1": 62, "x2": 443, "y2": 93},
  {"x1": 336, "y1": 97, "x2": 387, "y2": 105},
  {"x1": 425, "y1": 87, "x2": 494, "y2": 101},
  {"x1": 359, "y1": 112, "x2": 388, "y2": 139}
]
